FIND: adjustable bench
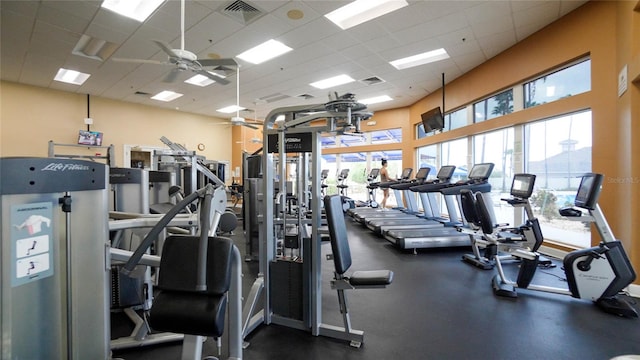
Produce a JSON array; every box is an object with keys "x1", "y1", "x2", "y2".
[{"x1": 322, "y1": 195, "x2": 394, "y2": 347}]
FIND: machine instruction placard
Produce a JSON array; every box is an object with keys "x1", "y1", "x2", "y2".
[
  {"x1": 11, "y1": 202, "x2": 54, "y2": 287},
  {"x1": 267, "y1": 132, "x2": 313, "y2": 153}
]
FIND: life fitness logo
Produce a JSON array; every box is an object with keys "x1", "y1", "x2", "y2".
[{"x1": 41, "y1": 163, "x2": 90, "y2": 172}]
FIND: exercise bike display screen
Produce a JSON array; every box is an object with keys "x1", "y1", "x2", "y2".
[
  {"x1": 436, "y1": 165, "x2": 456, "y2": 181},
  {"x1": 574, "y1": 173, "x2": 604, "y2": 210},
  {"x1": 510, "y1": 174, "x2": 536, "y2": 199}
]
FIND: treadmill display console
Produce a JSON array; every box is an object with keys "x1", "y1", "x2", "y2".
[
  {"x1": 399, "y1": 168, "x2": 413, "y2": 180},
  {"x1": 436, "y1": 165, "x2": 456, "y2": 181},
  {"x1": 414, "y1": 167, "x2": 431, "y2": 180},
  {"x1": 468, "y1": 163, "x2": 495, "y2": 180}
]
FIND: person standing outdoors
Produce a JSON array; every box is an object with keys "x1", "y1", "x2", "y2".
[{"x1": 380, "y1": 159, "x2": 391, "y2": 209}]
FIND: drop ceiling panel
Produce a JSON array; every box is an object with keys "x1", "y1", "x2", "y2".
[
  {"x1": 271, "y1": 1, "x2": 322, "y2": 28},
  {"x1": 38, "y1": 3, "x2": 93, "y2": 34},
  {"x1": 277, "y1": 17, "x2": 340, "y2": 49}
]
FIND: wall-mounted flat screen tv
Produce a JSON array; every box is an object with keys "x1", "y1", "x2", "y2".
[
  {"x1": 78, "y1": 130, "x2": 103, "y2": 146},
  {"x1": 421, "y1": 107, "x2": 444, "y2": 133}
]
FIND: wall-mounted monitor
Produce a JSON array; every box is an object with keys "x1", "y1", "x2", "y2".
[
  {"x1": 78, "y1": 130, "x2": 103, "y2": 146},
  {"x1": 421, "y1": 107, "x2": 444, "y2": 133}
]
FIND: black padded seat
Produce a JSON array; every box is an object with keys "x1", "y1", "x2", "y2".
[
  {"x1": 149, "y1": 235, "x2": 234, "y2": 338},
  {"x1": 350, "y1": 270, "x2": 393, "y2": 286},
  {"x1": 324, "y1": 195, "x2": 393, "y2": 286}
]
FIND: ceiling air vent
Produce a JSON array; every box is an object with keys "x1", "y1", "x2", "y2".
[
  {"x1": 220, "y1": 0, "x2": 264, "y2": 25},
  {"x1": 259, "y1": 93, "x2": 291, "y2": 103},
  {"x1": 360, "y1": 76, "x2": 385, "y2": 85},
  {"x1": 135, "y1": 91, "x2": 151, "y2": 96},
  {"x1": 297, "y1": 94, "x2": 315, "y2": 100}
]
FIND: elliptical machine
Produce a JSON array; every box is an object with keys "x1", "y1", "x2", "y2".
[
  {"x1": 320, "y1": 169, "x2": 329, "y2": 199},
  {"x1": 482, "y1": 173, "x2": 637, "y2": 318},
  {"x1": 365, "y1": 168, "x2": 380, "y2": 208},
  {"x1": 336, "y1": 169, "x2": 354, "y2": 212}
]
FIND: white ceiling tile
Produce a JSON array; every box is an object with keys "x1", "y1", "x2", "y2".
[
  {"x1": 278, "y1": 17, "x2": 340, "y2": 49},
  {"x1": 270, "y1": 1, "x2": 322, "y2": 27},
  {"x1": 464, "y1": 1, "x2": 511, "y2": 24}
]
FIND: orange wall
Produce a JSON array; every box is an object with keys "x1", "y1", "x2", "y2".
[{"x1": 0, "y1": 82, "x2": 233, "y2": 169}]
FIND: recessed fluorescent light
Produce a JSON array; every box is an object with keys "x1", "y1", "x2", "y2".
[
  {"x1": 390, "y1": 48, "x2": 449, "y2": 70},
  {"x1": 101, "y1": 0, "x2": 165, "y2": 22},
  {"x1": 54, "y1": 68, "x2": 91, "y2": 85},
  {"x1": 151, "y1": 90, "x2": 183, "y2": 102},
  {"x1": 310, "y1": 74, "x2": 355, "y2": 89},
  {"x1": 217, "y1": 105, "x2": 246, "y2": 114},
  {"x1": 325, "y1": 0, "x2": 408, "y2": 30},
  {"x1": 360, "y1": 95, "x2": 393, "y2": 105},
  {"x1": 237, "y1": 39, "x2": 293, "y2": 65},
  {"x1": 185, "y1": 74, "x2": 216, "y2": 87}
]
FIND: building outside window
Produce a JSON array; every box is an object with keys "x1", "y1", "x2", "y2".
[
  {"x1": 523, "y1": 110, "x2": 592, "y2": 248},
  {"x1": 524, "y1": 59, "x2": 591, "y2": 108},
  {"x1": 473, "y1": 128, "x2": 515, "y2": 224}
]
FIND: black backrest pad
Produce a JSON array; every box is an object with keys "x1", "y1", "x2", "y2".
[
  {"x1": 475, "y1": 193, "x2": 495, "y2": 235},
  {"x1": 460, "y1": 189, "x2": 480, "y2": 226},
  {"x1": 158, "y1": 235, "x2": 234, "y2": 295},
  {"x1": 324, "y1": 195, "x2": 352, "y2": 275}
]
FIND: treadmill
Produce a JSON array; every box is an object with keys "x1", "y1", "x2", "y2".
[
  {"x1": 362, "y1": 167, "x2": 433, "y2": 231},
  {"x1": 369, "y1": 166, "x2": 457, "y2": 235},
  {"x1": 349, "y1": 167, "x2": 414, "y2": 223},
  {"x1": 383, "y1": 163, "x2": 495, "y2": 251}
]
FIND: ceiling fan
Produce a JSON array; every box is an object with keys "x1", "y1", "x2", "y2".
[{"x1": 112, "y1": 0, "x2": 237, "y2": 84}]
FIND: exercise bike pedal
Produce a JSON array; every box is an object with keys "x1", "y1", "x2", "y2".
[{"x1": 596, "y1": 297, "x2": 639, "y2": 318}]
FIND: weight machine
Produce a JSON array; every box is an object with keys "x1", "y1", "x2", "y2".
[{"x1": 243, "y1": 93, "x2": 389, "y2": 346}]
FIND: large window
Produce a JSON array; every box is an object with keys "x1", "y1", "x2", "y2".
[
  {"x1": 474, "y1": 89, "x2": 513, "y2": 123},
  {"x1": 439, "y1": 138, "x2": 468, "y2": 219},
  {"x1": 524, "y1": 59, "x2": 591, "y2": 108},
  {"x1": 441, "y1": 138, "x2": 468, "y2": 181},
  {"x1": 417, "y1": 108, "x2": 467, "y2": 139},
  {"x1": 524, "y1": 110, "x2": 592, "y2": 248},
  {"x1": 416, "y1": 144, "x2": 437, "y2": 180},
  {"x1": 371, "y1": 128, "x2": 402, "y2": 144},
  {"x1": 323, "y1": 128, "x2": 402, "y2": 147},
  {"x1": 446, "y1": 108, "x2": 467, "y2": 131},
  {"x1": 320, "y1": 150, "x2": 402, "y2": 208},
  {"x1": 473, "y1": 128, "x2": 515, "y2": 224}
]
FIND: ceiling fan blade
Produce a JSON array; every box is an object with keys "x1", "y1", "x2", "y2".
[
  {"x1": 195, "y1": 70, "x2": 230, "y2": 85},
  {"x1": 112, "y1": 57, "x2": 166, "y2": 65},
  {"x1": 197, "y1": 58, "x2": 238, "y2": 67},
  {"x1": 242, "y1": 123, "x2": 259, "y2": 130},
  {"x1": 163, "y1": 68, "x2": 181, "y2": 83},
  {"x1": 153, "y1": 39, "x2": 180, "y2": 58}
]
